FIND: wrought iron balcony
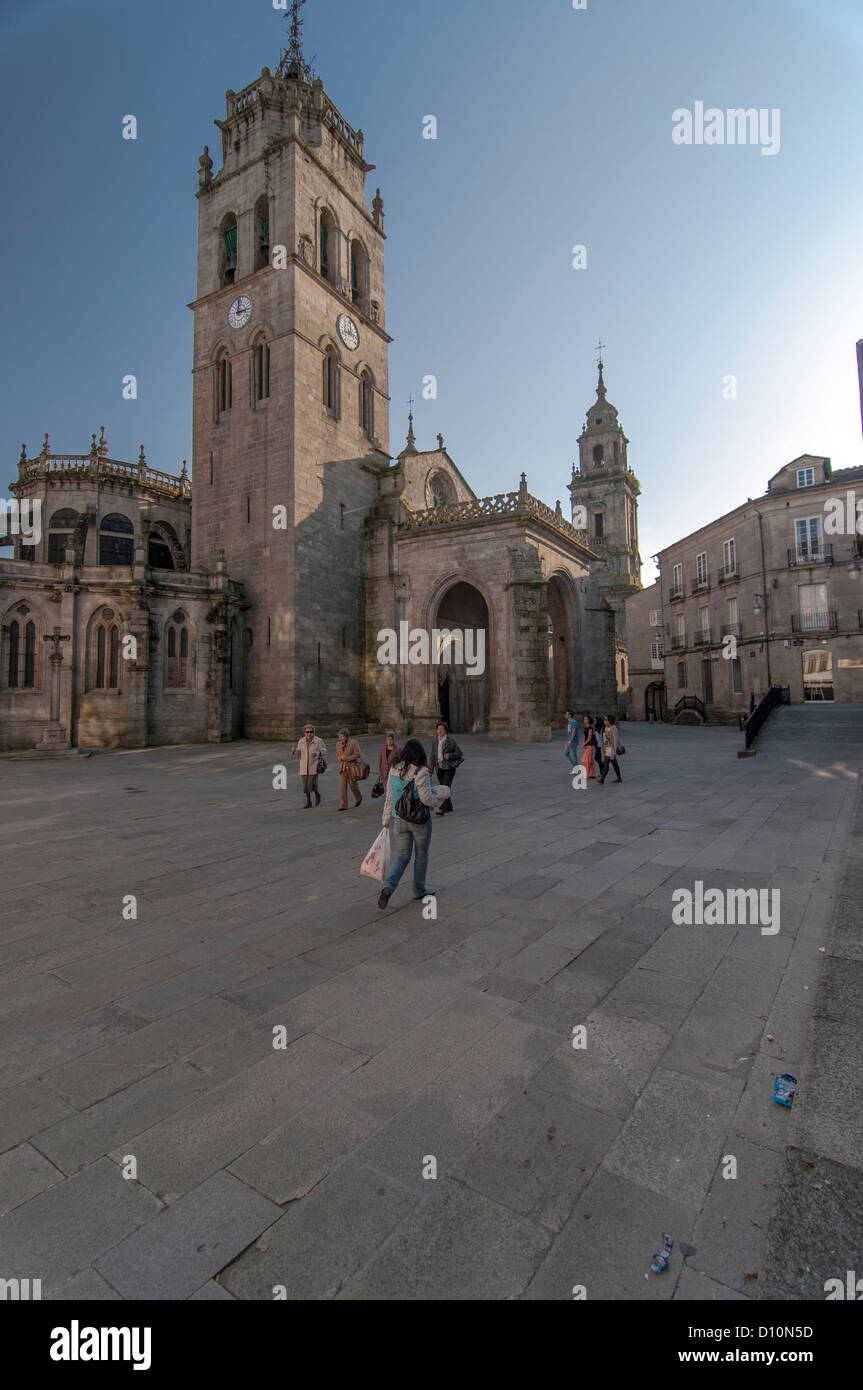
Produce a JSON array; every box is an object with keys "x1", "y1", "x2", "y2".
[
  {"x1": 669, "y1": 585, "x2": 685, "y2": 602},
  {"x1": 690, "y1": 577, "x2": 710, "y2": 595},
  {"x1": 787, "y1": 544, "x2": 833, "y2": 568},
  {"x1": 694, "y1": 630, "x2": 711, "y2": 646},
  {"x1": 720, "y1": 622, "x2": 741, "y2": 639},
  {"x1": 670, "y1": 636, "x2": 686, "y2": 651},
  {"x1": 791, "y1": 612, "x2": 838, "y2": 633},
  {"x1": 717, "y1": 567, "x2": 739, "y2": 585}
]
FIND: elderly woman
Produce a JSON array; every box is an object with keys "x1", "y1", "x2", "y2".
[
  {"x1": 291, "y1": 724, "x2": 326, "y2": 808},
  {"x1": 336, "y1": 727, "x2": 365, "y2": 810},
  {"x1": 377, "y1": 731, "x2": 403, "y2": 787}
]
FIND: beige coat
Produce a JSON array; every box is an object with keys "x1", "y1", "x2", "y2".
[
  {"x1": 602, "y1": 725, "x2": 619, "y2": 759},
  {"x1": 336, "y1": 737, "x2": 362, "y2": 772},
  {"x1": 293, "y1": 736, "x2": 326, "y2": 775}
]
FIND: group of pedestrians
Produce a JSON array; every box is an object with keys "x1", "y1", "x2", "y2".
[
  {"x1": 290, "y1": 721, "x2": 464, "y2": 813},
  {"x1": 564, "y1": 709, "x2": 623, "y2": 784}
]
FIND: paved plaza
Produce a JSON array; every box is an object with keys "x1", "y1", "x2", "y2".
[{"x1": 1, "y1": 708, "x2": 861, "y2": 1301}]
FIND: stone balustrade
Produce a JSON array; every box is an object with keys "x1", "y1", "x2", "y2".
[
  {"x1": 16, "y1": 453, "x2": 191, "y2": 500},
  {"x1": 399, "y1": 490, "x2": 591, "y2": 549}
]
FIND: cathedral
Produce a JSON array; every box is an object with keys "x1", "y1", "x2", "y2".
[{"x1": 0, "y1": 46, "x2": 641, "y2": 753}]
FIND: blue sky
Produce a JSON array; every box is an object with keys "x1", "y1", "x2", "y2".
[{"x1": 2, "y1": 0, "x2": 862, "y2": 578}]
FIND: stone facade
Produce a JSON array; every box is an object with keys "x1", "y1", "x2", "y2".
[{"x1": 626, "y1": 455, "x2": 863, "y2": 723}]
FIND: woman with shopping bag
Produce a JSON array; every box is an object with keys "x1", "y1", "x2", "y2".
[
  {"x1": 376, "y1": 739, "x2": 450, "y2": 909},
  {"x1": 336, "y1": 728, "x2": 368, "y2": 810}
]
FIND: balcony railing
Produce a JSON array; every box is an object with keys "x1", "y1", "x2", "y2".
[
  {"x1": 669, "y1": 585, "x2": 685, "y2": 602},
  {"x1": 690, "y1": 577, "x2": 710, "y2": 595},
  {"x1": 720, "y1": 622, "x2": 741, "y2": 639},
  {"x1": 787, "y1": 544, "x2": 833, "y2": 568},
  {"x1": 694, "y1": 630, "x2": 711, "y2": 646},
  {"x1": 717, "y1": 567, "x2": 739, "y2": 585},
  {"x1": 791, "y1": 612, "x2": 838, "y2": 633},
  {"x1": 670, "y1": 636, "x2": 686, "y2": 651}
]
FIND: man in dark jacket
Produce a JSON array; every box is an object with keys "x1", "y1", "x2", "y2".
[{"x1": 429, "y1": 721, "x2": 463, "y2": 815}]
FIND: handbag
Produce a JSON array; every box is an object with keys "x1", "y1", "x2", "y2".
[
  {"x1": 395, "y1": 776, "x2": 430, "y2": 825},
  {"x1": 370, "y1": 778, "x2": 385, "y2": 799},
  {"x1": 317, "y1": 755, "x2": 327, "y2": 775},
  {"x1": 617, "y1": 745, "x2": 626, "y2": 756}
]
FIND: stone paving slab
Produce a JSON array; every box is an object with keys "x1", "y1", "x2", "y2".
[
  {"x1": 95, "y1": 1170, "x2": 282, "y2": 1300},
  {"x1": 0, "y1": 1142, "x2": 65, "y2": 1216}
]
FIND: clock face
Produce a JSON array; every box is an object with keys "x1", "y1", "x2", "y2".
[
  {"x1": 228, "y1": 296, "x2": 252, "y2": 329},
  {"x1": 337, "y1": 313, "x2": 360, "y2": 351}
]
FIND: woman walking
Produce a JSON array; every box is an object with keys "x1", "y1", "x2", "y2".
[
  {"x1": 336, "y1": 728, "x2": 365, "y2": 810},
  {"x1": 599, "y1": 715, "x2": 623, "y2": 784},
  {"x1": 378, "y1": 739, "x2": 450, "y2": 908},
  {"x1": 564, "y1": 708, "x2": 580, "y2": 769},
  {"x1": 581, "y1": 714, "x2": 598, "y2": 780},
  {"x1": 594, "y1": 715, "x2": 605, "y2": 780},
  {"x1": 376, "y1": 731, "x2": 403, "y2": 790},
  {"x1": 429, "y1": 721, "x2": 463, "y2": 815},
  {"x1": 291, "y1": 724, "x2": 326, "y2": 808}
]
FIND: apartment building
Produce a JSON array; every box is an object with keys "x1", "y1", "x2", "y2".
[{"x1": 627, "y1": 455, "x2": 863, "y2": 722}]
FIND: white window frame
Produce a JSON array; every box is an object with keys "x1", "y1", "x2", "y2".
[
  {"x1": 797, "y1": 467, "x2": 815, "y2": 488},
  {"x1": 795, "y1": 516, "x2": 822, "y2": 562},
  {"x1": 672, "y1": 562, "x2": 683, "y2": 594},
  {"x1": 696, "y1": 552, "x2": 708, "y2": 586},
  {"x1": 722, "y1": 538, "x2": 736, "y2": 576}
]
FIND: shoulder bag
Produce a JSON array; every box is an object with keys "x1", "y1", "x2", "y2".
[{"x1": 395, "y1": 776, "x2": 430, "y2": 825}]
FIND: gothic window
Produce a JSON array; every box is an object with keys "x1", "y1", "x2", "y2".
[
  {"x1": 254, "y1": 196, "x2": 270, "y2": 272},
  {"x1": 323, "y1": 345, "x2": 340, "y2": 418},
  {"x1": 359, "y1": 369, "x2": 374, "y2": 438},
  {"x1": 319, "y1": 209, "x2": 336, "y2": 284},
  {"x1": 216, "y1": 350, "x2": 232, "y2": 417},
  {"x1": 165, "y1": 610, "x2": 193, "y2": 689},
  {"x1": 594, "y1": 513, "x2": 604, "y2": 540},
  {"x1": 427, "y1": 471, "x2": 456, "y2": 509},
  {"x1": 99, "y1": 513, "x2": 134, "y2": 566},
  {"x1": 221, "y1": 214, "x2": 238, "y2": 287},
  {"x1": 252, "y1": 335, "x2": 270, "y2": 402},
  {"x1": 7, "y1": 620, "x2": 19, "y2": 687},
  {"x1": 90, "y1": 609, "x2": 121, "y2": 690},
  {"x1": 350, "y1": 239, "x2": 368, "y2": 309},
  {"x1": 147, "y1": 531, "x2": 175, "y2": 570},
  {"x1": 48, "y1": 508, "x2": 78, "y2": 564},
  {"x1": 592, "y1": 444, "x2": 604, "y2": 467}
]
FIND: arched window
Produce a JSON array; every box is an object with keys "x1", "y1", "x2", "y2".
[
  {"x1": 319, "y1": 209, "x2": 336, "y2": 284},
  {"x1": 216, "y1": 350, "x2": 232, "y2": 417},
  {"x1": 252, "y1": 335, "x2": 270, "y2": 402},
  {"x1": 99, "y1": 514, "x2": 134, "y2": 566},
  {"x1": 7, "y1": 620, "x2": 19, "y2": 687},
  {"x1": 593, "y1": 444, "x2": 604, "y2": 467},
  {"x1": 350, "y1": 238, "x2": 368, "y2": 310},
  {"x1": 48, "y1": 509, "x2": 79, "y2": 564},
  {"x1": 221, "y1": 214, "x2": 238, "y2": 287},
  {"x1": 90, "y1": 608, "x2": 122, "y2": 690},
  {"x1": 165, "y1": 610, "x2": 193, "y2": 689},
  {"x1": 427, "y1": 471, "x2": 456, "y2": 509},
  {"x1": 359, "y1": 369, "x2": 374, "y2": 438},
  {"x1": 323, "y1": 345, "x2": 340, "y2": 418},
  {"x1": 254, "y1": 196, "x2": 270, "y2": 272},
  {"x1": 148, "y1": 532, "x2": 175, "y2": 570}
]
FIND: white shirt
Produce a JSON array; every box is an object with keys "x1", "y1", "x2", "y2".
[{"x1": 438, "y1": 736, "x2": 446, "y2": 763}]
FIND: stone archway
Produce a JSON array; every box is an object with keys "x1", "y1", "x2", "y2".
[
  {"x1": 547, "y1": 573, "x2": 578, "y2": 729},
  {"x1": 434, "y1": 581, "x2": 490, "y2": 733}
]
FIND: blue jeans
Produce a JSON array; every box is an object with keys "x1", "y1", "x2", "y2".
[
  {"x1": 565, "y1": 743, "x2": 579, "y2": 767},
  {"x1": 384, "y1": 818, "x2": 432, "y2": 896}
]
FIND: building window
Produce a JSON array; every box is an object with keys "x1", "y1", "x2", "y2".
[
  {"x1": 91, "y1": 610, "x2": 121, "y2": 690},
  {"x1": 5, "y1": 616, "x2": 38, "y2": 689},
  {"x1": 592, "y1": 444, "x2": 604, "y2": 467},
  {"x1": 794, "y1": 517, "x2": 822, "y2": 563},
  {"x1": 359, "y1": 369, "x2": 374, "y2": 438},
  {"x1": 797, "y1": 467, "x2": 815, "y2": 488},
  {"x1": 696, "y1": 551, "x2": 707, "y2": 586},
  {"x1": 216, "y1": 351, "x2": 232, "y2": 417},
  {"x1": 677, "y1": 660, "x2": 687, "y2": 687},
  {"x1": 165, "y1": 611, "x2": 193, "y2": 689},
  {"x1": 671, "y1": 562, "x2": 683, "y2": 597},
  {"x1": 675, "y1": 612, "x2": 686, "y2": 648},
  {"x1": 350, "y1": 239, "x2": 368, "y2": 309},
  {"x1": 253, "y1": 338, "x2": 270, "y2": 402},
  {"x1": 319, "y1": 209, "x2": 336, "y2": 284},
  {"x1": 650, "y1": 640, "x2": 662, "y2": 662},
  {"x1": 323, "y1": 345, "x2": 340, "y2": 418},
  {"x1": 594, "y1": 513, "x2": 604, "y2": 540},
  {"x1": 254, "y1": 196, "x2": 269, "y2": 272},
  {"x1": 722, "y1": 538, "x2": 736, "y2": 576},
  {"x1": 7, "y1": 619, "x2": 19, "y2": 687},
  {"x1": 48, "y1": 509, "x2": 79, "y2": 565},
  {"x1": 221, "y1": 215, "x2": 238, "y2": 287},
  {"x1": 730, "y1": 658, "x2": 743, "y2": 693},
  {"x1": 147, "y1": 532, "x2": 175, "y2": 570},
  {"x1": 99, "y1": 514, "x2": 134, "y2": 567}
]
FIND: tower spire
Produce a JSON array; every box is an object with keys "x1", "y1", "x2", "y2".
[
  {"x1": 279, "y1": 0, "x2": 313, "y2": 81},
  {"x1": 596, "y1": 338, "x2": 606, "y2": 398},
  {"x1": 404, "y1": 397, "x2": 417, "y2": 453}
]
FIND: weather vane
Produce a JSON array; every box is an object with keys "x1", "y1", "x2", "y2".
[
  {"x1": 596, "y1": 338, "x2": 605, "y2": 367},
  {"x1": 279, "y1": 0, "x2": 315, "y2": 82}
]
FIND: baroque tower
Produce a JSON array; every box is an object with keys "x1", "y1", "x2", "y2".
[
  {"x1": 568, "y1": 359, "x2": 641, "y2": 683},
  {"x1": 190, "y1": 39, "x2": 391, "y2": 737}
]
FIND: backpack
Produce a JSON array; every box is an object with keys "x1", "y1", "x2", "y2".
[{"x1": 394, "y1": 773, "x2": 430, "y2": 825}]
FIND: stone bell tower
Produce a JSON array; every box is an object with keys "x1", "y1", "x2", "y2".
[
  {"x1": 190, "y1": 17, "x2": 392, "y2": 738},
  {"x1": 568, "y1": 356, "x2": 642, "y2": 667}
]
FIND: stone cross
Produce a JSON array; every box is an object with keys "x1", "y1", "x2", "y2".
[{"x1": 43, "y1": 626, "x2": 71, "y2": 725}]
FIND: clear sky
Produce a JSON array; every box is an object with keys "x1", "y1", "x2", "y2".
[{"x1": 2, "y1": 0, "x2": 862, "y2": 579}]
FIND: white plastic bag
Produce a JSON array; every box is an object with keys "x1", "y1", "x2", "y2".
[{"x1": 360, "y1": 828, "x2": 391, "y2": 882}]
